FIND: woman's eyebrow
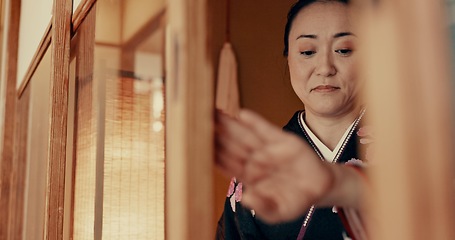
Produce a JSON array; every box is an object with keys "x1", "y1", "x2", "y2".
[
  {"x1": 334, "y1": 32, "x2": 356, "y2": 38},
  {"x1": 296, "y1": 32, "x2": 356, "y2": 40},
  {"x1": 296, "y1": 34, "x2": 317, "y2": 40}
]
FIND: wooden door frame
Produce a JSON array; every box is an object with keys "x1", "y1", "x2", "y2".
[
  {"x1": 166, "y1": 0, "x2": 215, "y2": 239},
  {"x1": 0, "y1": 0, "x2": 21, "y2": 238}
]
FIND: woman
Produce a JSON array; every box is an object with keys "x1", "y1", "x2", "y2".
[{"x1": 215, "y1": 0, "x2": 370, "y2": 239}]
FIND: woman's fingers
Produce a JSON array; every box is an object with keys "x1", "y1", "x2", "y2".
[
  {"x1": 216, "y1": 111, "x2": 263, "y2": 150},
  {"x1": 215, "y1": 148, "x2": 246, "y2": 178},
  {"x1": 241, "y1": 176, "x2": 315, "y2": 223},
  {"x1": 216, "y1": 128, "x2": 250, "y2": 162},
  {"x1": 217, "y1": 109, "x2": 321, "y2": 184},
  {"x1": 215, "y1": 111, "x2": 264, "y2": 179},
  {"x1": 243, "y1": 134, "x2": 304, "y2": 183},
  {"x1": 242, "y1": 152, "x2": 274, "y2": 184},
  {"x1": 238, "y1": 109, "x2": 285, "y2": 143}
]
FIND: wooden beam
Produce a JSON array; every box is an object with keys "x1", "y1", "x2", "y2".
[{"x1": 46, "y1": 0, "x2": 72, "y2": 239}]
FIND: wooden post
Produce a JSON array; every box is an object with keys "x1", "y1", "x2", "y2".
[
  {"x1": 166, "y1": 0, "x2": 215, "y2": 239},
  {"x1": 46, "y1": 0, "x2": 72, "y2": 239},
  {"x1": 0, "y1": 0, "x2": 20, "y2": 238},
  {"x1": 362, "y1": 1, "x2": 455, "y2": 239}
]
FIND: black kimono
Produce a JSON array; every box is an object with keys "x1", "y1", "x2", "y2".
[{"x1": 216, "y1": 110, "x2": 367, "y2": 240}]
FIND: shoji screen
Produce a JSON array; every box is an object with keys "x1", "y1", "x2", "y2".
[
  {"x1": 70, "y1": 1, "x2": 166, "y2": 239},
  {"x1": 16, "y1": 0, "x2": 53, "y2": 88},
  {"x1": 22, "y1": 49, "x2": 52, "y2": 240}
]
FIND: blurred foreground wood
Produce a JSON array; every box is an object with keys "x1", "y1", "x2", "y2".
[
  {"x1": 166, "y1": 0, "x2": 215, "y2": 239},
  {"x1": 361, "y1": 1, "x2": 455, "y2": 239}
]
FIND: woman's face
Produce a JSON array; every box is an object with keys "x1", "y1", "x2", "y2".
[{"x1": 288, "y1": 1, "x2": 361, "y2": 118}]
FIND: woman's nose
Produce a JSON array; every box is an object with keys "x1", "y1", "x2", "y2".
[{"x1": 316, "y1": 53, "x2": 336, "y2": 77}]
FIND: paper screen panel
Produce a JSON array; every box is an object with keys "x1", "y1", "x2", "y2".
[
  {"x1": 72, "y1": 49, "x2": 165, "y2": 240},
  {"x1": 72, "y1": 68, "x2": 97, "y2": 239},
  {"x1": 102, "y1": 74, "x2": 164, "y2": 239},
  {"x1": 22, "y1": 49, "x2": 51, "y2": 240}
]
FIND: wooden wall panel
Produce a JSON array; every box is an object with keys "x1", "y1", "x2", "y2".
[{"x1": 0, "y1": 0, "x2": 20, "y2": 238}]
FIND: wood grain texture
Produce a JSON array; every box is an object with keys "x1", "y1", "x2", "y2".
[
  {"x1": 46, "y1": 0, "x2": 72, "y2": 239},
  {"x1": 8, "y1": 86, "x2": 30, "y2": 240},
  {"x1": 72, "y1": 0, "x2": 96, "y2": 34},
  {"x1": 0, "y1": 0, "x2": 21, "y2": 238},
  {"x1": 166, "y1": 0, "x2": 215, "y2": 239}
]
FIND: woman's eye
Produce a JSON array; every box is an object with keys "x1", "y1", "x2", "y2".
[
  {"x1": 335, "y1": 49, "x2": 352, "y2": 56},
  {"x1": 300, "y1": 50, "x2": 316, "y2": 57}
]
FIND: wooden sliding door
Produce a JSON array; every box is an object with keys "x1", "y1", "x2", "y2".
[
  {"x1": 3, "y1": 0, "x2": 455, "y2": 240},
  {"x1": 69, "y1": 1, "x2": 167, "y2": 239}
]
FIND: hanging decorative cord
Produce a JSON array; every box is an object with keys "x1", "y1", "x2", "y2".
[{"x1": 226, "y1": 0, "x2": 231, "y2": 42}]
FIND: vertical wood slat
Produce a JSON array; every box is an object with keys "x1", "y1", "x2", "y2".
[
  {"x1": 363, "y1": 1, "x2": 455, "y2": 239},
  {"x1": 72, "y1": 0, "x2": 96, "y2": 34},
  {"x1": 46, "y1": 0, "x2": 72, "y2": 239},
  {"x1": 9, "y1": 86, "x2": 31, "y2": 239},
  {"x1": 0, "y1": 0, "x2": 21, "y2": 238},
  {"x1": 166, "y1": 0, "x2": 214, "y2": 239}
]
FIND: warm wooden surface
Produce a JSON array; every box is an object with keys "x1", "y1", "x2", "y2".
[
  {"x1": 0, "y1": 0, "x2": 4, "y2": 76},
  {"x1": 0, "y1": 0, "x2": 20, "y2": 238},
  {"x1": 46, "y1": 0, "x2": 72, "y2": 239},
  {"x1": 166, "y1": 0, "x2": 215, "y2": 239},
  {"x1": 9, "y1": 86, "x2": 30, "y2": 239},
  {"x1": 71, "y1": 0, "x2": 96, "y2": 33},
  {"x1": 363, "y1": 1, "x2": 455, "y2": 239}
]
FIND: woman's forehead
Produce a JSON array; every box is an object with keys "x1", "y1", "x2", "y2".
[{"x1": 290, "y1": 2, "x2": 353, "y2": 37}]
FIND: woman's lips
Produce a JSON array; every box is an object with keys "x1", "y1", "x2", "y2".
[{"x1": 311, "y1": 85, "x2": 340, "y2": 92}]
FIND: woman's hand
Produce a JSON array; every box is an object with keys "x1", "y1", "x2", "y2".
[{"x1": 215, "y1": 109, "x2": 336, "y2": 223}]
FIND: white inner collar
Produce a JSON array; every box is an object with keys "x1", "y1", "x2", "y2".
[{"x1": 300, "y1": 115, "x2": 356, "y2": 163}]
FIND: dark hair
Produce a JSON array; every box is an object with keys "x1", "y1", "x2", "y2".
[{"x1": 283, "y1": 0, "x2": 349, "y2": 56}]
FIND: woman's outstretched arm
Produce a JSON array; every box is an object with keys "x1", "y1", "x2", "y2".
[{"x1": 215, "y1": 109, "x2": 368, "y2": 224}]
